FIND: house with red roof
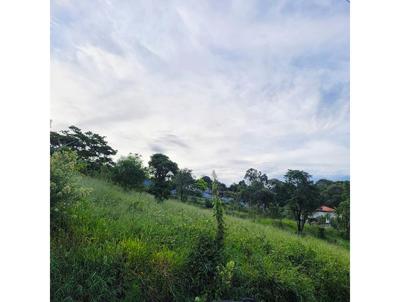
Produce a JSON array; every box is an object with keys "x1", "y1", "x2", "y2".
[{"x1": 310, "y1": 205, "x2": 336, "y2": 225}]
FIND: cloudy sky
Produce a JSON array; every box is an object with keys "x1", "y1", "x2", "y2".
[{"x1": 51, "y1": 0, "x2": 349, "y2": 184}]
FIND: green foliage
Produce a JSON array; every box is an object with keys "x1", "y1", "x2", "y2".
[
  {"x1": 285, "y1": 170, "x2": 319, "y2": 234},
  {"x1": 185, "y1": 234, "x2": 221, "y2": 298},
  {"x1": 212, "y1": 171, "x2": 225, "y2": 251},
  {"x1": 215, "y1": 260, "x2": 235, "y2": 298},
  {"x1": 148, "y1": 153, "x2": 178, "y2": 201},
  {"x1": 51, "y1": 176, "x2": 349, "y2": 302},
  {"x1": 316, "y1": 179, "x2": 350, "y2": 207},
  {"x1": 50, "y1": 150, "x2": 89, "y2": 232},
  {"x1": 174, "y1": 168, "x2": 195, "y2": 201},
  {"x1": 112, "y1": 153, "x2": 147, "y2": 191},
  {"x1": 195, "y1": 178, "x2": 208, "y2": 192},
  {"x1": 335, "y1": 199, "x2": 350, "y2": 239},
  {"x1": 204, "y1": 198, "x2": 213, "y2": 209},
  {"x1": 200, "y1": 175, "x2": 212, "y2": 189},
  {"x1": 51, "y1": 150, "x2": 80, "y2": 207},
  {"x1": 50, "y1": 125, "x2": 117, "y2": 173}
]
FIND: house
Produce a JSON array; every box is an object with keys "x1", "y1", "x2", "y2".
[{"x1": 310, "y1": 205, "x2": 336, "y2": 225}]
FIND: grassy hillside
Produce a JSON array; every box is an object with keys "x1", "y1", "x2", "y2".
[{"x1": 51, "y1": 176, "x2": 349, "y2": 302}]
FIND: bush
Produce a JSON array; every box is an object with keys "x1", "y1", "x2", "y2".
[
  {"x1": 184, "y1": 234, "x2": 221, "y2": 297},
  {"x1": 50, "y1": 150, "x2": 89, "y2": 232},
  {"x1": 112, "y1": 153, "x2": 147, "y2": 191},
  {"x1": 204, "y1": 198, "x2": 213, "y2": 208},
  {"x1": 50, "y1": 150, "x2": 83, "y2": 207}
]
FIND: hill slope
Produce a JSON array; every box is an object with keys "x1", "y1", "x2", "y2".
[{"x1": 51, "y1": 176, "x2": 349, "y2": 302}]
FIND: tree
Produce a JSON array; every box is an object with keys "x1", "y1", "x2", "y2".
[
  {"x1": 50, "y1": 125, "x2": 117, "y2": 173},
  {"x1": 196, "y1": 178, "x2": 208, "y2": 192},
  {"x1": 174, "y1": 168, "x2": 195, "y2": 201},
  {"x1": 244, "y1": 168, "x2": 268, "y2": 186},
  {"x1": 336, "y1": 199, "x2": 350, "y2": 239},
  {"x1": 316, "y1": 179, "x2": 350, "y2": 207},
  {"x1": 284, "y1": 170, "x2": 319, "y2": 234},
  {"x1": 241, "y1": 168, "x2": 272, "y2": 211},
  {"x1": 148, "y1": 153, "x2": 178, "y2": 201},
  {"x1": 268, "y1": 179, "x2": 290, "y2": 219},
  {"x1": 201, "y1": 176, "x2": 213, "y2": 189},
  {"x1": 112, "y1": 153, "x2": 147, "y2": 190}
]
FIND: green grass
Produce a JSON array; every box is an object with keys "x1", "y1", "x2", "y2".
[
  {"x1": 188, "y1": 199, "x2": 349, "y2": 249},
  {"x1": 51, "y1": 176, "x2": 349, "y2": 302}
]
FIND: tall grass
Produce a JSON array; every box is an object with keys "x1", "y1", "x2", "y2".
[{"x1": 51, "y1": 176, "x2": 349, "y2": 301}]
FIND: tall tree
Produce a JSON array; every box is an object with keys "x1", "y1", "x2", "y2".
[
  {"x1": 241, "y1": 168, "x2": 272, "y2": 211},
  {"x1": 50, "y1": 125, "x2": 117, "y2": 172},
  {"x1": 316, "y1": 179, "x2": 350, "y2": 207},
  {"x1": 284, "y1": 169, "x2": 319, "y2": 234},
  {"x1": 148, "y1": 153, "x2": 178, "y2": 201},
  {"x1": 174, "y1": 168, "x2": 195, "y2": 201},
  {"x1": 244, "y1": 168, "x2": 268, "y2": 186}
]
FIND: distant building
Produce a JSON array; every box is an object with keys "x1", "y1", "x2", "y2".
[
  {"x1": 201, "y1": 189, "x2": 213, "y2": 200},
  {"x1": 310, "y1": 205, "x2": 336, "y2": 225}
]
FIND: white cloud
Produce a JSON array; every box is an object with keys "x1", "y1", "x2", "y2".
[{"x1": 51, "y1": 0, "x2": 349, "y2": 184}]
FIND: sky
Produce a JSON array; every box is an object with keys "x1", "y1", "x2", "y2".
[{"x1": 50, "y1": 0, "x2": 349, "y2": 185}]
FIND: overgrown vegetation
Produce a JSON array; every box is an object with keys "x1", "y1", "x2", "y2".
[
  {"x1": 50, "y1": 126, "x2": 350, "y2": 301},
  {"x1": 51, "y1": 175, "x2": 349, "y2": 301}
]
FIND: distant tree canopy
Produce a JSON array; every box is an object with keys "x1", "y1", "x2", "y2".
[
  {"x1": 284, "y1": 170, "x2": 319, "y2": 234},
  {"x1": 174, "y1": 168, "x2": 195, "y2": 201},
  {"x1": 50, "y1": 125, "x2": 117, "y2": 173},
  {"x1": 335, "y1": 199, "x2": 350, "y2": 239},
  {"x1": 195, "y1": 178, "x2": 208, "y2": 192},
  {"x1": 112, "y1": 153, "x2": 147, "y2": 191},
  {"x1": 244, "y1": 168, "x2": 268, "y2": 186},
  {"x1": 235, "y1": 168, "x2": 273, "y2": 211},
  {"x1": 148, "y1": 153, "x2": 178, "y2": 201},
  {"x1": 316, "y1": 179, "x2": 350, "y2": 207},
  {"x1": 49, "y1": 126, "x2": 350, "y2": 224},
  {"x1": 201, "y1": 176, "x2": 212, "y2": 189}
]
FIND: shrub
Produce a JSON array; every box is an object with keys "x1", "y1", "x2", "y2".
[
  {"x1": 184, "y1": 234, "x2": 221, "y2": 297},
  {"x1": 50, "y1": 150, "x2": 88, "y2": 231},
  {"x1": 204, "y1": 198, "x2": 213, "y2": 208},
  {"x1": 50, "y1": 150, "x2": 82, "y2": 207}
]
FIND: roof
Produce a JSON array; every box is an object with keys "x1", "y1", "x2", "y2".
[{"x1": 316, "y1": 205, "x2": 335, "y2": 213}]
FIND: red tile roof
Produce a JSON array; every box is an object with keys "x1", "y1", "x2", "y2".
[{"x1": 317, "y1": 205, "x2": 335, "y2": 212}]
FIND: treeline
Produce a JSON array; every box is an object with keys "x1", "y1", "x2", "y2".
[{"x1": 50, "y1": 125, "x2": 350, "y2": 237}]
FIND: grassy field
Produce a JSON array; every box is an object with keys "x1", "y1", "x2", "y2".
[{"x1": 51, "y1": 176, "x2": 349, "y2": 302}]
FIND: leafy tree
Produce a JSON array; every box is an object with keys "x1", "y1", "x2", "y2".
[
  {"x1": 196, "y1": 178, "x2": 208, "y2": 192},
  {"x1": 336, "y1": 199, "x2": 350, "y2": 239},
  {"x1": 112, "y1": 153, "x2": 147, "y2": 190},
  {"x1": 148, "y1": 153, "x2": 178, "y2": 201},
  {"x1": 174, "y1": 168, "x2": 195, "y2": 201},
  {"x1": 267, "y1": 178, "x2": 291, "y2": 218},
  {"x1": 240, "y1": 168, "x2": 272, "y2": 212},
  {"x1": 284, "y1": 169, "x2": 319, "y2": 234},
  {"x1": 50, "y1": 125, "x2": 117, "y2": 173},
  {"x1": 201, "y1": 176, "x2": 213, "y2": 189},
  {"x1": 244, "y1": 168, "x2": 268, "y2": 186},
  {"x1": 316, "y1": 179, "x2": 350, "y2": 207}
]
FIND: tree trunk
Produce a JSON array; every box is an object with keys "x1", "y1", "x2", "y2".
[
  {"x1": 300, "y1": 216, "x2": 306, "y2": 233},
  {"x1": 296, "y1": 211, "x2": 302, "y2": 234}
]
